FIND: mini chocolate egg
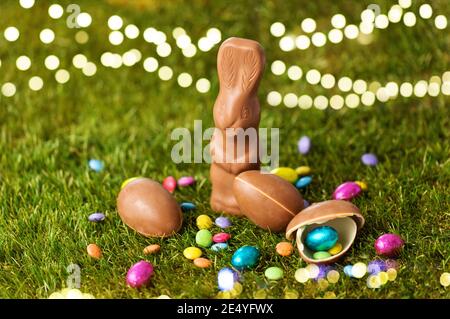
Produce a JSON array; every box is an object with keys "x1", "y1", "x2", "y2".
[
  {"x1": 270, "y1": 167, "x2": 298, "y2": 183},
  {"x1": 297, "y1": 136, "x2": 311, "y2": 154},
  {"x1": 180, "y1": 202, "x2": 196, "y2": 211},
  {"x1": 88, "y1": 212, "x2": 105, "y2": 222},
  {"x1": 162, "y1": 176, "x2": 177, "y2": 193},
  {"x1": 215, "y1": 216, "x2": 232, "y2": 229},
  {"x1": 143, "y1": 244, "x2": 160, "y2": 255},
  {"x1": 126, "y1": 260, "x2": 154, "y2": 288},
  {"x1": 332, "y1": 182, "x2": 362, "y2": 200},
  {"x1": 305, "y1": 226, "x2": 338, "y2": 251},
  {"x1": 196, "y1": 215, "x2": 213, "y2": 229},
  {"x1": 231, "y1": 246, "x2": 260, "y2": 270},
  {"x1": 233, "y1": 170, "x2": 304, "y2": 232},
  {"x1": 276, "y1": 242, "x2": 294, "y2": 257},
  {"x1": 211, "y1": 243, "x2": 228, "y2": 252},
  {"x1": 117, "y1": 178, "x2": 182, "y2": 237},
  {"x1": 196, "y1": 229, "x2": 213, "y2": 248},
  {"x1": 218, "y1": 267, "x2": 239, "y2": 291},
  {"x1": 87, "y1": 244, "x2": 102, "y2": 259},
  {"x1": 178, "y1": 176, "x2": 195, "y2": 187},
  {"x1": 295, "y1": 176, "x2": 312, "y2": 189},
  {"x1": 374, "y1": 233, "x2": 404, "y2": 257},
  {"x1": 213, "y1": 232, "x2": 231, "y2": 243}
]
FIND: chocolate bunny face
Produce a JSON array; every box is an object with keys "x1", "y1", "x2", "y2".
[{"x1": 214, "y1": 38, "x2": 265, "y2": 130}]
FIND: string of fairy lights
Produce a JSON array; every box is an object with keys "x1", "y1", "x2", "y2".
[{"x1": 0, "y1": 0, "x2": 449, "y2": 111}]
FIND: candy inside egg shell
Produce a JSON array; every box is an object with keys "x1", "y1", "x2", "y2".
[{"x1": 286, "y1": 200, "x2": 364, "y2": 264}]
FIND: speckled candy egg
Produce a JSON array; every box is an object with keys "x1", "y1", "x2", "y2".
[
  {"x1": 213, "y1": 232, "x2": 231, "y2": 243},
  {"x1": 218, "y1": 267, "x2": 239, "y2": 291},
  {"x1": 126, "y1": 260, "x2": 154, "y2": 288},
  {"x1": 211, "y1": 243, "x2": 228, "y2": 252},
  {"x1": 305, "y1": 226, "x2": 338, "y2": 251},
  {"x1": 332, "y1": 181, "x2": 362, "y2": 200},
  {"x1": 374, "y1": 233, "x2": 404, "y2": 257},
  {"x1": 231, "y1": 246, "x2": 260, "y2": 270}
]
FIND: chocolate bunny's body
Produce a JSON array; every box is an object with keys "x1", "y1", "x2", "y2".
[{"x1": 210, "y1": 38, "x2": 265, "y2": 215}]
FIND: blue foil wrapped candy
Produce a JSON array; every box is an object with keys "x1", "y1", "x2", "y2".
[{"x1": 305, "y1": 226, "x2": 338, "y2": 251}]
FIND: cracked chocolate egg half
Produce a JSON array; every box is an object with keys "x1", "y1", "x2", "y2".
[
  {"x1": 286, "y1": 200, "x2": 364, "y2": 264},
  {"x1": 233, "y1": 170, "x2": 304, "y2": 232},
  {"x1": 117, "y1": 178, "x2": 183, "y2": 237}
]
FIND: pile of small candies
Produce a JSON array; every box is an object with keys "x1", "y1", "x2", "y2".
[
  {"x1": 304, "y1": 226, "x2": 342, "y2": 260},
  {"x1": 48, "y1": 288, "x2": 95, "y2": 299},
  {"x1": 271, "y1": 166, "x2": 313, "y2": 190}
]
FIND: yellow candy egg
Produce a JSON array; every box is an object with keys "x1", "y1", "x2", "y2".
[
  {"x1": 270, "y1": 167, "x2": 298, "y2": 183},
  {"x1": 183, "y1": 247, "x2": 202, "y2": 260},
  {"x1": 328, "y1": 243, "x2": 343, "y2": 255},
  {"x1": 196, "y1": 214, "x2": 213, "y2": 229},
  {"x1": 354, "y1": 181, "x2": 368, "y2": 191},
  {"x1": 295, "y1": 166, "x2": 311, "y2": 176}
]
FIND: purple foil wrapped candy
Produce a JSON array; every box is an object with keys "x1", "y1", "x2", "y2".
[
  {"x1": 126, "y1": 261, "x2": 154, "y2": 288},
  {"x1": 332, "y1": 181, "x2": 362, "y2": 200}
]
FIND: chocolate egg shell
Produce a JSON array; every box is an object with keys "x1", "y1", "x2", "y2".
[
  {"x1": 117, "y1": 178, "x2": 182, "y2": 237},
  {"x1": 233, "y1": 170, "x2": 304, "y2": 232},
  {"x1": 286, "y1": 200, "x2": 364, "y2": 264}
]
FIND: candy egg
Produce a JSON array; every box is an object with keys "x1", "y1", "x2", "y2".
[
  {"x1": 88, "y1": 212, "x2": 105, "y2": 222},
  {"x1": 178, "y1": 176, "x2": 195, "y2": 187},
  {"x1": 183, "y1": 247, "x2": 202, "y2": 260},
  {"x1": 213, "y1": 232, "x2": 231, "y2": 243},
  {"x1": 297, "y1": 136, "x2": 311, "y2": 154},
  {"x1": 215, "y1": 216, "x2": 232, "y2": 229},
  {"x1": 88, "y1": 159, "x2": 104, "y2": 172},
  {"x1": 275, "y1": 242, "x2": 294, "y2": 257},
  {"x1": 332, "y1": 181, "x2": 362, "y2": 200},
  {"x1": 305, "y1": 226, "x2": 338, "y2": 251},
  {"x1": 193, "y1": 257, "x2": 212, "y2": 268},
  {"x1": 231, "y1": 246, "x2": 260, "y2": 270},
  {"x1": 196, "y1": 229, "x2": 213, "y2": 248},
  {"x1": 286, "y1": 200, "x2": 365, "y2": 264},
  {"x1": 354, "y1": 181, "x2": 368, "y2": 191},
  {"x1": 233, "y1": 171, "x2": 304, "y2": 232},
  {"x1": 143, "y1": 244, "x2": 160, "y2": 255},
  {"x1": 328, "y1": 243, "x2": 343, "y2": 255},
  {"x1": 87, "y1": 244, "x2": 102, "y2": 259},
  {"x1": 117, "y1": 178, "x2": 183, "y2": 237},
  {"x1": 295, "y1": 176, "x2": 312, "y2": 189},
  {"x1": 217, "y1": 267, "x2": 239, "y2": 291},
  {"x1": 313, "y1": 251, "x2": 332, "y2": 260},
  {"x1": 270, "y1": 167, "x2": 298, "y2": 183},
  {"x1": 264, "y1": 267, "x2": 284, "y2": 280},
  {"x1": 126, "y1": 260, "x2": 154, "y2": 288},
  {"x1": 162, "y1": 176, "x2": 177, "y2": 193},
  {"x1": 361, "y1": 153, "x2": 378, "y2": 166},
  {"x1": 180, "y1": 202, "x2": 196, "y2": 211},
  {"x1": 374, "y1": 233, "x2": 404, "y2": 257},
  {"x1": 295, "y1": 166, "x2": 311, "y2": 176},
  {"x1": 196, "y1": 215, "x2": 213, "y2": 229},
  {"x1": 211, "y1": 243, "x2": 228, "y2": 252}
]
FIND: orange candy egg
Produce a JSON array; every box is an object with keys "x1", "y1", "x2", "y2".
[
  {"x1": 193, "y1": 258, "x2": 212, "y2": 268},
  {"x1": 143, "y1": 244, "x2": 161, "y2": 255},
  {"x1": 276, "y1": 242, "x2": 294, "y2": 257},
  {"x1": 87, "y1": 244, "x2": 102, "y2": 259}
]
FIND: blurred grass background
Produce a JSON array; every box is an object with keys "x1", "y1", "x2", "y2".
[{"x1": 0, "y1": 0, "x2": 449, "y2": 298}]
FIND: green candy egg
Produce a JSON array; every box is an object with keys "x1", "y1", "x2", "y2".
[
  {"x1": 313, "y1": 251, "x2": 332, "y2": 260},
  {"x1": 264, "y1": 267, "x2": 284, "y2": 280},
  {"x1": 195, "y1": 229, "x2": 213, "y2": 248}
]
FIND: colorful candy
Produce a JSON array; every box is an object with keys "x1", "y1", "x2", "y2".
[
  {"x1": 217, "y1": 267, "x2": 239, "y2": 291},
  {"x1": 264, "y1": 267, "x2": 284, "y2": 280},
  {"x1": 196, "y1": 214, "x2": 213, "y2": 229},
  {"x1": 180, "y1": 202, "x2": 196, "y2": 211},
  {"x1": 275, "y1": 242, "x2": 294, "y2": 257},
  {"x1": 354, "y1": 180, "x2": 368, "y2": 191},
  {"x1": 143, "y1": 244, "x2": 160, "y2": 255},
  {"x1": 305, "y1": 226, "x2": 338, "y2": 251},
  {"x1": 361, "y1": 153, "x2": 378, "y2": 166},
  {"x1": 193, "y1": 257, "x2": 212, "y2": 268},
  {"x1": 231, "y1": 246, "x2": 260, "y2": 270},
  {"x1": 328, "y1": 243, "x2": 343, "y2": 255},
  {"x1": 270, "y1": 167, "x2": 298, "y2": 183},
  {"x1": 211, "y1": 243, "x2": 228, "y2": 252},
  {"x1": 297, "y1": 136, "x2": 311, "y2": 154},
  {"x1": 213, "y1": 232, "x2": 231, "y2": 243},
  {"x1": 313, "y1": 251, "x2": 331, "y2": 260},
  {"x1": 196, "y1": 229, "x2": 213, "y2": 248},
  {"x1": 88, "y1": 159, "x2": 104, "y2": 172},
  {"x1": 295, "y1": 176, "x2": 312, "y2": 189},
  {"x1": 374, "y1": 233, "x2": 404, "y2": 257},
  {"x1": 162, "y1": 176, "x2": 177, "y2": 193},
  {"x1": 183, "y1": 247, "x2": 202, "y2": 260},
  {"x1": 178, "y1": 176, "x2": 195, "y2": 187},
  {"x1": 88, "y1": 212, "x2": 105, "y2": 222},
  {"x1": 332, "y1": 181, "x2": 362, "y2": 200},
  {"x1": 86, "y1": 243, "x2": 102, "y2": 259},
  {"x1": 215, "y1": 216, "x2": 232, "y2": 229},
  {"x1": 295, "y1": 166, "x2": 311, "y2": 176},
  {"x1": 126, "y1": 260, "x2": 154, "y2": 288}
]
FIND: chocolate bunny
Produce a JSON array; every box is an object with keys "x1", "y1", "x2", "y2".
[{"x1": 210, "y1": 37, "x2": 265, "y2": 215}]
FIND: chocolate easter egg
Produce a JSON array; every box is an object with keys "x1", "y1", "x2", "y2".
[
  {"x1": 233, "y1": 170, "x2": 304, "y2": 232},
  {"x1": 117, "y1": 178, "x2": 182, "y2": 237}
]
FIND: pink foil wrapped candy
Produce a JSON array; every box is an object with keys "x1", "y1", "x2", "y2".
[
  {"x1": 126, "y1": 261, "x2": 154, "y2": 288},
  {"x1": 332, "y1": 182, "x2": 362, "y2": 200},
  {"x1": 177, "y1": 176, "x2": 195, "y2": 187},
  {"x1": 374, "y1": 234, "x2": 404, "y2": 257}
]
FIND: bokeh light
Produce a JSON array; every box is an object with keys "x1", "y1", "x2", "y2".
[
  {"x1": 375, "y1": 15, "x2": 389, "y2": 29},
  {"x1": 82, "y1": 62, "x2": 97, "y2": 76},
  {"x1": 301, "y1": 18, "x2": 316, "y2": 33},
  {"x1": 267, "y1": 91, "x2": 282, "y2": 106},
  {"x1": 29, "y1": 76, "x2": 44, "y2": 91},
  {"x1": 44, "y1": 55, "x2": 60, "y2": 70},
  {"x1": 403, "y1": 12, "x2": 416, "y2": 27},
  {"x1": 40, "y1": 28, "x2": 55, "y2": 44},
  {"x1": 270, "y1": 22, "x2": 285, "y2": 37},
  {"x1": 434, "y1": 15, "x2": 447, "y2": 29},
  {"x1": 344, "y1": 25, "x2": 359, "y2": 39},
  {"x1": 73, "y1": 54, "x2": 88, "y2": 69},
  {"x1": 108, "y1": 15, "x2": 123, "y2": 30},
  {"x1": 311, "y1": 32, "x2": 326, "y2": 47},
  {"x1": 19, "y1": 0, "x2": 34, "y2": 9},
  {"x1": 279, "y1": 36, "x2": 295, "y2": 51},
  {"x1": 196, "y1": 78, "x2": 211, "y2": 93},
  {"x1": 55, "y1": 69, "x2": 70, "y2": 84},
  {"x1": 345, "y1": 93, "x2": 360, "y2": 108},
  {"x1": 295, "y1": 35, "x2": 310, "y2": 50},
  {"x1": 331, "y1": 14, "x2": 346, "y2": 29},
  {"x1": 143, "y1": 57, "x2": 158, "y2": 72},
  {"x1": 109, "y1": 31, "x2": 124, "y2": 45},
  {"x1": 298, "y1": 95, "x2": 313, "y2": 109},
  {"x1": 328, "y1": 29, "x2": 343, "y2": 43},
  {"x1": 177, "y1": 73, "x2": 193, "y2": 88},
  {"x1": 314, "y1": 95, "x2": 328, "y2": 110},
  {"x1": 75, "y1": 31, "x2": 89, "y2": 44},
  {"x1": 287, "y1": 65, "x2": 302, "y2": 81},
  {"x1": 330, "y1": 95, "x2": 344, "y2": 110},
  {"x1": 419, "y1": 4, "x2": 433, "y2": 19},
  {"x1": 388, "y1": 5, "x2": 403, "y2": 23},
  {"x1": 306, "y1": 69, "x2": 321, "y2": 85},
  {"x1": 158, "y1": 66, "x2": 173, "y2": 81},
  {"x1": 77, "y1": 13, "x2": 92, "y2": 28},
  {"x1": 1, "y1": 83, "x2": 16, "y2": 97},
  {"x1": 4, "y1": 26, "x2": 20, "y2": 42},
  {"x1": 400, "y1": 82, "x2": 413, "y2": 97},
  {"x1": 16, "y1": 55, "x2": 31, "y2": 71},
  {"x1": 156, "y1": 42, "x2": 172, "y2": 57},
  {"x1": 361, "y1": 91, "x2": 376, "y2": 106},
  {"x1": 48, "y1": 4, "x2": 64, "y2": 19},
  {"x1": 321, "y1": 73, "x2": 335, "y2": 89},
  {"x1": 125, "y1": 24, "x2": 140, "y2": 39},
  {"x1": 338, "y1": 77, "x2": 352, "y2": 92},
  {"x1": 271, "y1": 60, "x2": 286, "y2": 76},
  {"x1": 283, "y1": 93, "x2": 298, "y2": 108}
]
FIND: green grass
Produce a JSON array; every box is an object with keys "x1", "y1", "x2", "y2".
[{"x1": 0, "y1": 0, "x2": 449, "y2": 298}]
